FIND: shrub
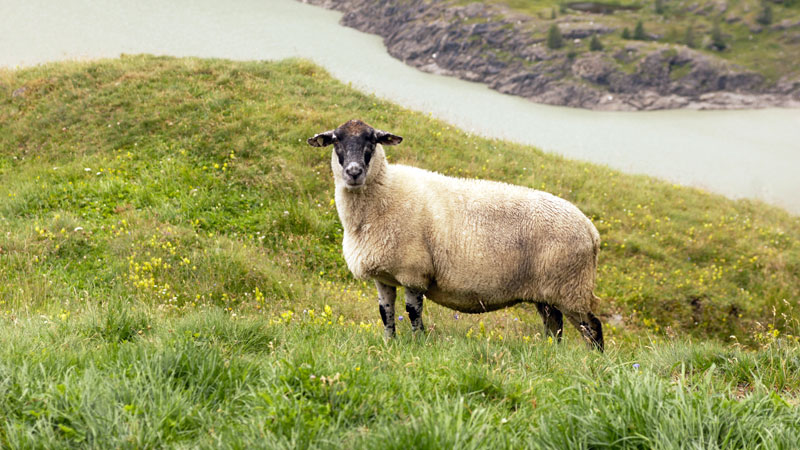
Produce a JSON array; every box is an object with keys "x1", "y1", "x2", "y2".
[
  {"x1": 547, "y1": 24, "x2": 564, "y2": 49},
  {"x1": 757, "y1": 2, "x2": 773, "y2": 26},
  {"x1": 684, "y1": 24, "x2": 696, "y2": 48},
  {"x1": 589, "y1": 35, "x2": 604, "y2": 51},
  {"x1": 710, "y1": 22, "x2": 727, "y2": 51},
  {"x1": 633, "y1": 21, "x2": 647, "y2": 40}
]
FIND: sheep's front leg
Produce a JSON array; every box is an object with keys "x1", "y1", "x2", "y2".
[
  {"x1": 375, "y1": 281, "x2": 397, "y2": 339},
  {"x1": 535, "y1": 302, "x2": 564, "y2": 343},
  {"x1": 405, "y1": 288, "x2": 425, "y2": 333}
]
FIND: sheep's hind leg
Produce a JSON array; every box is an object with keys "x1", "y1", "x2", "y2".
[
  {"x1": 404, "y1": 288, "x2": 425, "y2": 333},
  {"x1": 564, "y1": 310, "x2": 604, "y2": 352},
  {"x1": 534, "y1": 302, "x2": 563, "y2": 343},
  {"x1": 376, "y1": 281, "x2": 397, "y2": 339}
]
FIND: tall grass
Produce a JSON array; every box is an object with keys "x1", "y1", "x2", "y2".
[{"x1": 1, "y1": 307, "x2": 798, "y2": 447}]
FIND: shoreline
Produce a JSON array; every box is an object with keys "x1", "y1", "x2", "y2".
[{"x1": 301, "y1": 0, "x2": 800, "y2": 111}]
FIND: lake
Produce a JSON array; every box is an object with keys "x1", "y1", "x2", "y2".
[{"x1": 2, "y1": 0, "x2": 799, "y2": 213}]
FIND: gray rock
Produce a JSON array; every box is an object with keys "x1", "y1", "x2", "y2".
[
  {"x1": 613, "y1": 45, "x2": 641, "y2": 64},
  {"x1": 571, "y1": 53, "x2": 616, "y2": 84},
  {"x1": 725, "y1": 14, "x2": 741, "y2": 24},
  {"x1": 771, "y1": 19, "x2": 800, "y2": 31},
  {"x1": 606, "y1": 314, "x2": 625, "y2": 327},
  {"x1": 521, "y1": 44, "x2": 551, "y2": 62},
  {"x1": 775, "y1": 74, "x2": 800, "y2": 96},
  {"x1": 558, "y1": 22, "x2": 615, "y2": 39}
]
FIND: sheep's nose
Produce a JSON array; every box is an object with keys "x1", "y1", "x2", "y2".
[{"x1": 345, "y1": 165, "x2": 363, "y2": 179}]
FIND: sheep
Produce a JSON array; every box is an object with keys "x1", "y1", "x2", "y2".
[{"x1": 307, "y1": 119, "x2": 604, "y2": 351}]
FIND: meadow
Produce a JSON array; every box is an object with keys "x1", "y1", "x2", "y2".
[{"x1": 1, "y1": 55, "x2": 799, "y2": 447}]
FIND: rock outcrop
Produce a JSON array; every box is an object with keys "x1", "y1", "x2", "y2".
[{"x1": 301, "y1": 0, "x2": 800, "y2": 110}]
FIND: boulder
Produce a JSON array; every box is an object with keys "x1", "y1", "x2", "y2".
[
  {"x1": 558, "y1": 22, "x2": 615, "y2": 39},
  {"x1": 771, "y1": 19, "x2": 800, "y2": 31},
  {"x1": 571, "y1": 53, "x2": 616, "y2": 84}
]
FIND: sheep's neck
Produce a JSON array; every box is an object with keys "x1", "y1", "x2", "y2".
[{"x1": 336, "y1": 165, "x2": 389, "y2": 236}]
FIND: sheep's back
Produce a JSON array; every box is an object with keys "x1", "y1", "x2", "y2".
[{"x1": 390, "y1": 165, "x2": 598, "y2": 311}]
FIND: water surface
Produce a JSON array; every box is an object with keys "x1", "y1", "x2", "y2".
[{"x1": 2, "y1": 0, "x2": 799, "y2": 213}]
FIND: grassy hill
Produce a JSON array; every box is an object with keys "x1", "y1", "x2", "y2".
[{"x1": 1, "y1": 55, "x2": 799, "y2": 447}]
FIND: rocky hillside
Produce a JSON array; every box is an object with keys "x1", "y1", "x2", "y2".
[{"x1": 301, "y1": 0, "x2": 800, "y2": 110}]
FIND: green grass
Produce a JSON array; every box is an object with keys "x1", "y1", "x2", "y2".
[
  {"x1": 1, "y1": 55, "x2": 799, "y2": 447},
  {"x1": 2, "y1": 307, "x2": 800, "y2": 448}
]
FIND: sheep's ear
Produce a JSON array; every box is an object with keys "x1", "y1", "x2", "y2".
[
  {"x1": 307, "y1": 130, "x2": 335, "y2": 147},
  {"x1": 375, "y1": 129, "x2": 403, "y2": 146}
]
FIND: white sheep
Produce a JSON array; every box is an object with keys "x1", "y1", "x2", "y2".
[{"x1": 308, "y1": 119, "x2": 604, "y2": 350}]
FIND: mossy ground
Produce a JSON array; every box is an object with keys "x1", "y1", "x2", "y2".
[{"x1": 1, "y1": 56, "x2": 799, "y2": 447}]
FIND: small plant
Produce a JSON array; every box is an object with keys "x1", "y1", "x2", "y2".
[
  {"x1": 551, "y1": 8, "x2": 557, "y2": 19},
  {"x1": 547, "y1": 24, "x2": 564, "y2": 49},
  {"x1": 655, "y1": 0, "x2": 665, "y2": 14},
  {"x1": 684, "y1": 24, "x2": 696, "y2": 48},
  {"x1": 633, "y1": 20, "x2": 647, "y2": 40},
  {"x1": 710, "y1": 22, "x2": 727, "y2": 51},
  {"x1": 757, "y1": 1, "x2": 773, "y2": 26},
  {"x1": 622, "y1": 27, "x2": 631, "y2": 39},
  {"x1": 589, "y1": 35, "x2": 604, "y2": 51}
]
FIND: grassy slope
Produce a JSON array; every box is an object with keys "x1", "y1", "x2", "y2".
[
  {"x1": 470, "y1": 0, "x2": 800, "y2": 84},
  {"x1": 0, "y1": 56, "x2": 799, "y2": 447}
]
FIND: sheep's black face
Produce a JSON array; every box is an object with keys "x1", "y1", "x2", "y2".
[{"x1": 307, "y1": 120, "x2": 402, "y2": 190}]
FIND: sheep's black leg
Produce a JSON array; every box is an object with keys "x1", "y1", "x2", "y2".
[
  {"x1": 375, "y1": 281, "x2": 397, "y2": 339},
  {"x1": 587, "y1": 313, "x2": 604, "y2": 351},
  {"x1": 534, "y1": 302, "x2": 563, "y2": 343},
  {"x1": 404, "y1": 288, "x2": 425, "y2": 333},
  {"x1": 564, "y1": 311, "x2": 604, "y2": 352}
]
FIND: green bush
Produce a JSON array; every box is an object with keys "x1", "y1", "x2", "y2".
[
  {"x1": 589, "y1": 35, "x2": 604, "y2": 51},
  {"x1": 711, "y1": 22, "x2": 727, "y2": 51},
  {"x1": 547, "y1": 24, "x2": 564, "y2": 49},
  {"x1": 634, "y1": 20, "x2": 647, "y2": 40},
  {"x1": 684, "y1": 24, "x2": 696, "y2": 48},
  {"x1": 757, "y1": 2, "x2": 773, "y2": 26}
]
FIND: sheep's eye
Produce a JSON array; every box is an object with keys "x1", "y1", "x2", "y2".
[
  {"x1": 334, "y1": 147, "x2": 344, "y2": 165},
  {"x1": 364, "y1": 149, "x2": 373, "y2": 165}
]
